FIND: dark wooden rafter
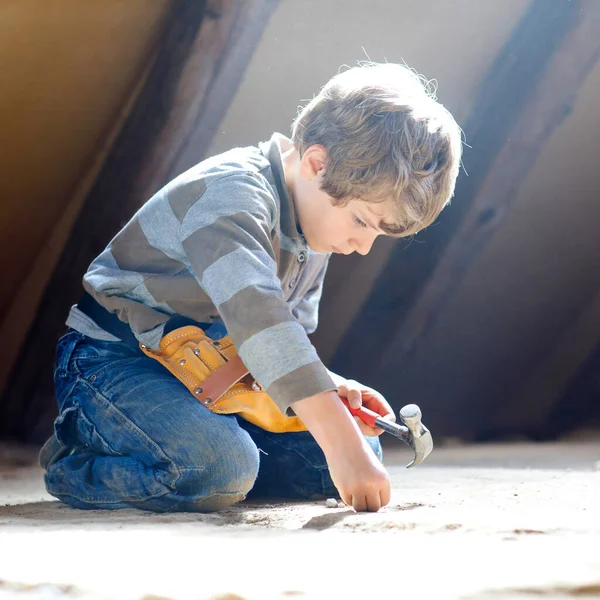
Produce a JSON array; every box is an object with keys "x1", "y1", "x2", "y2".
[
  {"x1": 331, "y1": 0, "x2": 599, "y2": 384},
  {"x1": 378, "y1": 0, "x2": 600, "y2": 375},
  {"x1": 0, "y1": 0, "x2": 280, "y2": 442},
  {"x1": 171, "y1": 0, "x2": 281, "y2": 176}
]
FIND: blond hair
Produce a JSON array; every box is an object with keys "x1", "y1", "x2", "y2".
[{"x1": 291, "y1": 63, "x2": 462, "y2": 237}]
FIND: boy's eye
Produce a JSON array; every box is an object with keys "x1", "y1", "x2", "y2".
[{"x1": 353, "y1": 215, "x2": 368, "y2": 228}]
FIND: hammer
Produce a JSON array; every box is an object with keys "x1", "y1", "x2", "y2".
[{"x1": 341, "y1": 399, "x2": 433, "y2": 468}]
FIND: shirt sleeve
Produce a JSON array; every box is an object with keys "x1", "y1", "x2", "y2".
[{"x1": 179, "y1": 172, "x2": 336, "y2": 414}]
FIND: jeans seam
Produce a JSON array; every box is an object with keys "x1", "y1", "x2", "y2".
[
  {"x1": 177, "y1": 467, "x2": 207, "y2": 473},
  {"x1": 77, "y1": 377, "x2": 183, "y2": 490},
  {"x1": 55, "y1": 331, "x2": 83, "y2": 376},
  {"x1": 244, "y1": 425, "x2": 329, "y2": 471},
  {"x1": 72, "y1": 355, "x2": 141, "y2": 383}
]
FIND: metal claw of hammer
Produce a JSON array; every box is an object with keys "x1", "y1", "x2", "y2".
[{"x1": 341, "y1": 399, "x2": 434, "y2": 468}]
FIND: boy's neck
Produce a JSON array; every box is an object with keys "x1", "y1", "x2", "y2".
[{"x1": 275, "y1": 133, "x2": 300, "y2": 206}]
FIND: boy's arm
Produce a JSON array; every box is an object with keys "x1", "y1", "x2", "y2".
[
  {"x1": 180, "y1": 173, "x2": 335, "y2": 414},
  {"x1": 179, "y1": 173, "x2": 390, "y2": 511},
  {"x1": 291, "y1": 390, "x2": 391, "y2": 511}
]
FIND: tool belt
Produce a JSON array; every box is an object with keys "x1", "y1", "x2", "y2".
[
  {"x1": 77, "y1": 294, "x2": 307, "y2": 433},
  {"x1": 139, "y1": 325, "x2": 307, "y2": 432}
]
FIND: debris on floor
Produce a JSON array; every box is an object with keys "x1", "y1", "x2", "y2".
[{"x1": 0, "y1": 439, "x2": 599, "y2": 599}]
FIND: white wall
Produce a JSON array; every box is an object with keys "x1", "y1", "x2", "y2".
[{"x1": 208, "y1": 0, "x2": 531, "y2": 365}]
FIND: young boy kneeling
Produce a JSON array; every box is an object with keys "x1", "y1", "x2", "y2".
[{"x1": 42, "y1": 63, "x2": 462, "y2": 513}]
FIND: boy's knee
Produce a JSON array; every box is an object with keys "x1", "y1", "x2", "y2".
[
  {"x1": 171, "y1": 423, "x2": 260, "y2": 508},
  {"x1": 214, "y1": 429, "x2": 260, "y2": 496}
]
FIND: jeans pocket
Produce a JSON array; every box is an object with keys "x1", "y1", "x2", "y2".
[
  {"x1": 54, "y1": 331, "x2": 83, "y2": 380},
  {"x1": 54, "y1": 384, "x2": 118, "y2": 456},
  {"x1": 53, "y1": 404, "x2": 79, "y2": 447}
]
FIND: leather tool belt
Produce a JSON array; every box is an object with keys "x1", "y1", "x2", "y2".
[
  {"x1": 76, "y1": 294, "x2": 306, "y2": 433},
  {"x1": 139, "y1": 325, "x2": 307, "y2": 433}
]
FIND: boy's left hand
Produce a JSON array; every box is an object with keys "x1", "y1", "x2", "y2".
[{"x1": 337, "y1": 379, "x2": 396, "y2": 437}]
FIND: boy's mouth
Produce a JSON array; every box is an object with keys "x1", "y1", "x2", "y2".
[{"x1": 332, "y1": 246, "x2": 351, "y2": 255}]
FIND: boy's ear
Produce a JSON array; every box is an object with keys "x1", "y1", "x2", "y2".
[{"x1": 300, "y1": 144, "x2": 327, "y2": 180}]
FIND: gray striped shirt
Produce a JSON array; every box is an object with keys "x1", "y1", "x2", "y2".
[{"x1": 67, "y1": 133, "x2": 336, "y2": 414}]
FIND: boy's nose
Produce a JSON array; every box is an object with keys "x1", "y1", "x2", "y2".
[{"x1": 351, "y1": 236, "x2": 375, "y2": 255}]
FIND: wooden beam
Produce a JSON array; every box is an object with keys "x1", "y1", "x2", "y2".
[
  {"x1": 0, "y1": 0, "x2": 280, "y2": 443},
  {"x1": 330, "y1": 0, "x2": 593, "y2": 384},
  {"x1": 378, "y1": 0, "x2": 600, "y2": 374},
  {"x1": 171, "y1": 0, "x2": 281, "y2": 174}
]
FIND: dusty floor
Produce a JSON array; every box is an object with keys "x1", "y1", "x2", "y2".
[{"x1": 0, "y1": 439, "x2": 599, "y2": 600}]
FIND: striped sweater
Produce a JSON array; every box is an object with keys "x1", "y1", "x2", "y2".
[{"x1": 67, "y1": 133, "x2": 336, "y2": 414}]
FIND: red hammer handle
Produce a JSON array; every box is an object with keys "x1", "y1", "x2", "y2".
[{"x1": 340, "y1": 396, "x2": 380, "y2": 428}]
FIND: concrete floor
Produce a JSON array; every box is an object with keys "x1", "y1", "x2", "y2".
[{"x1": 0, "y1": 439, "x2": 599, "y2": 600}]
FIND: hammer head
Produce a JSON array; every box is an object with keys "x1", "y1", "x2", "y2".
[{"x1": 399, "y1": 404, "x2": 433, "y2": 468}]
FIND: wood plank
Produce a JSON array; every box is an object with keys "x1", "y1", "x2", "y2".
[
  {"x1": 0, "y1": 0, "x2": 280, "y2": 443},
  {"x1": 378, "y1": 0, "x2": 600, "y2": 375},
  {"x1": 172, "y1": 0, "x2": 280, "y2": 174},
  {"x1": 329, "y1": 0, "x2": 587, "y2": 384}
]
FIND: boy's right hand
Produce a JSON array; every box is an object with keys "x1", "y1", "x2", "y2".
[
  {"x1": 290, "y1": 390, "x2": 391, "y2": 512},
  {"x1": 326, "y1": 438, "x2": 391, "y2": 511}
]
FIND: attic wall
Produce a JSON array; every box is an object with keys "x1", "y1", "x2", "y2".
[
  {"x1": 3, "y1": 0, "x2": 596, "y2": 440},
  {"x1": 0, "y1": 1, "x2": 171, "y2": 389},
  {"x1": 401, "y1": 56, "x2": 600, "y2": 436},
  {"x1": 207, "y1": 0, "x2": 599, "y2": 437},
  {"x1": 206, "y1": 0, "x2": 532, "y2": 363}
]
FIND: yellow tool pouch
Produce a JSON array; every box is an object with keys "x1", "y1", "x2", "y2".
[{"x1": 140, "y1": 325, "x2": 307, "y2": 433}]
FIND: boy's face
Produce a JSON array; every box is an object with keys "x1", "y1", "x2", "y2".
[
  {"x1": 294, "y1": 145, "x2": 394, "y2": 255},
  {"x1": 299, "y1": 189, "x2": 390, "y2": 255}
]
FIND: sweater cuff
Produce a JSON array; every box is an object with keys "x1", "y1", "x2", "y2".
[{"x1": 265, "y1": 361, "x2": 338, "y2": 416}]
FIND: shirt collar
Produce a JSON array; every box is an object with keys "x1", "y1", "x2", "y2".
[{"x1": 260, "y1": 133, "x2": 305, "y2": 244}]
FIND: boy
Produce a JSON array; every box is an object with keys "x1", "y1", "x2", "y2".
[{"x1": 41, "y1": 62, "x2": 462, "y2": 513}]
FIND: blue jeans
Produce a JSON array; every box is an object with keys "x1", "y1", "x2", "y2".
[{"x1": 45, "y1": 330, "x2": 382, "y2": 512}]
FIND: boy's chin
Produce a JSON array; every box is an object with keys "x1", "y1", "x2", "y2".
[
  {"x1": 303, "y1": 233, "x2": 334, "y2": 254},
  {"x1": 306, "y1": 240, "x2": 329, "y2": 254}
]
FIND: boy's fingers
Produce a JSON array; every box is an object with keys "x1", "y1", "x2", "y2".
[
  {"x1": 380, "y1": 486, "x2": 391, "y2": 508},
  {"x1": 353, "y1": 494, "x2": 382, "y2": 513},
  {"x1": 339, "y1": 381, "x2": 363, "y2": 409},
  {"x1": 352, "y1": 495, "x2": 368, "y2": 512},
  {"x1": 346, "y1": 381, "x2": 363, "y2": 409},
  {"x1": 353, "y1": 416, "x2": 383, "y2": 437},
  {"x1": 367, "y1": 493, "x2": 382, "y2": 513},
  {"x1": 348, "y1": 388, "x2": 362, "y2": 409},
  {"x1": 340, "y1": 491, "x2": 352, "y2": 508},
  {"x1": 365, "y1": 393, "x2": 396, "y2": 422}
]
